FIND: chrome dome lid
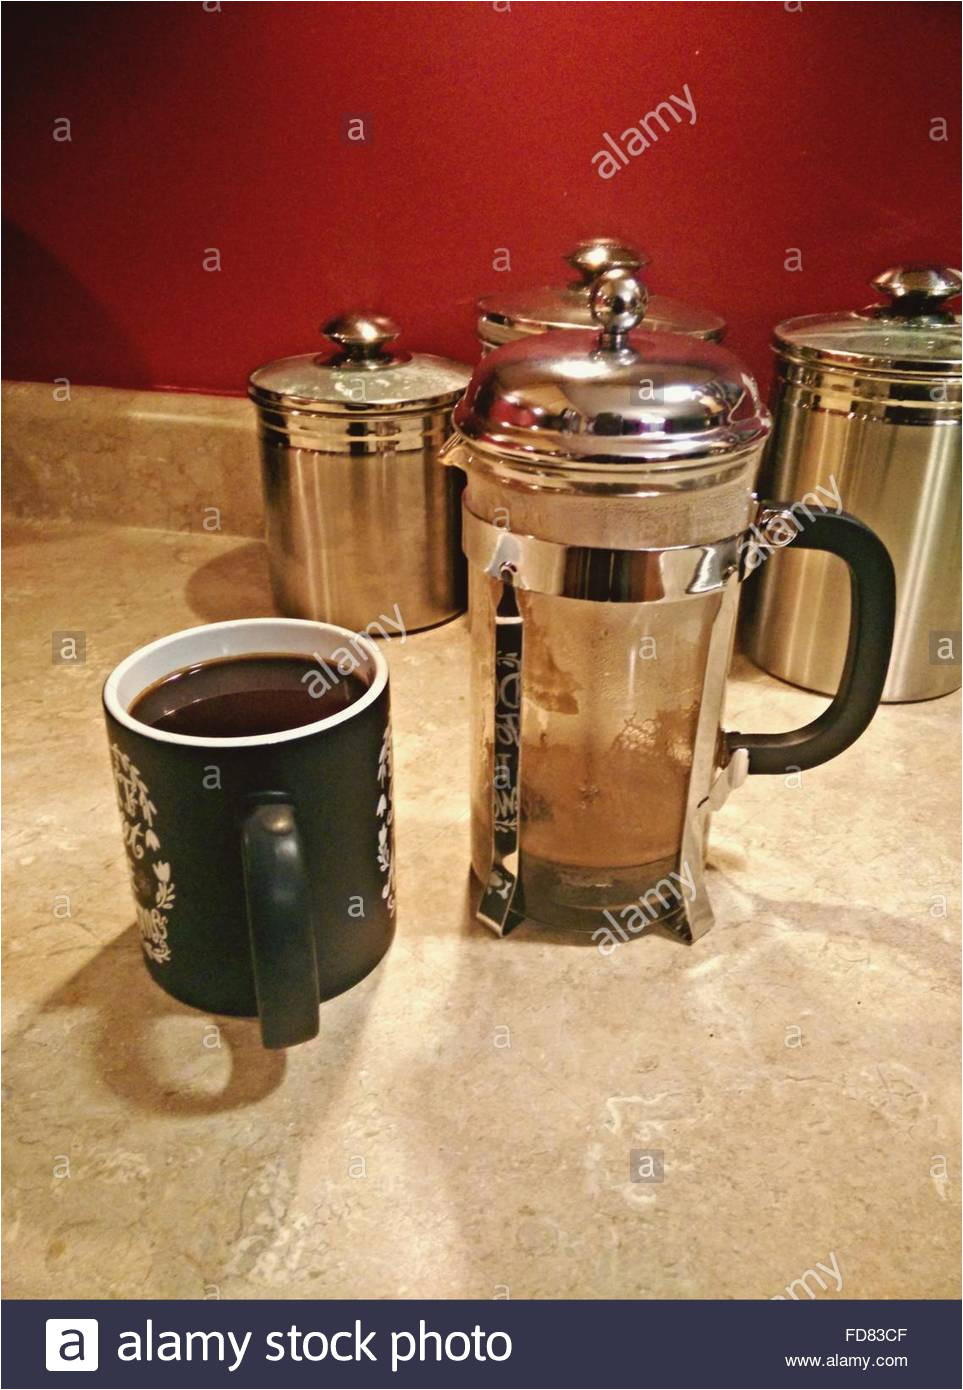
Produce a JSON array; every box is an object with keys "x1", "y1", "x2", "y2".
[
  {"x1": 774, "y1": 265, "x2": 962, "y2": 376},
  {"x1": 249, "y1": 312, "x2": 470, "y2": 415},
  {"x1": 476, "y1": 237, "x2": 726, "y2": 348},
  {"x1": 456, "y1": 269, "x2": 767, "y2": 469}
]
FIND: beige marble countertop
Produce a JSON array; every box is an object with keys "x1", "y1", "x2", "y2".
[{"x1": 2, "y1": 518, "x2": 960, "y2": 1300}]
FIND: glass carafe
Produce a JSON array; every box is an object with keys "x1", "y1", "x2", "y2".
[{"x1": 469, "y1": 550, "x2": 731, "y2": 930}]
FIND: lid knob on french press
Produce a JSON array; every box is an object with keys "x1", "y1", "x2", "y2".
[
  {"x1": 870, "y1": 265, "x2": 963, "y2": 319},
  {"x1": 590, "y1": 267, "x2": 649, "y2": 352},
  {"x1": 321, "y1": 312, "x2": 400, "y2": 364}
]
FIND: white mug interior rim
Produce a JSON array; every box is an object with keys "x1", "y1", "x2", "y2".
[{"x1": 103, "y1": 618, "x2": 388, "y2": 748}]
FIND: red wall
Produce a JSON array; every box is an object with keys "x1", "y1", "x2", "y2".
[{"x1": 3, "y1": 1, "x2": 960, "y2": 396}]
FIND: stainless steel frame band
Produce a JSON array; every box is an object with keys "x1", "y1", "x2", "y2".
[
  {"x1": 476, "y1": 571, "x2": 525, "y2": 936},
  {"x1": 462, "y1": 504, "x2": 745, "y2": 604}
]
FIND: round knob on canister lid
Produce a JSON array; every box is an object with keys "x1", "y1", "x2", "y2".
[
  {"x1": 565, "y1": 237, "x2": 647, "y2": 286},
  {"x1": 591, "y1": 268, "x2": 649, "y2": 351},
  {"x1": 321, "y1": 312, "x2": 399, "y2": 360},
  {"x1": 871, "y1": 265, "x2": 962, "y2": 317}
]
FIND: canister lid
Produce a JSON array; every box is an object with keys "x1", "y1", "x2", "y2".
[
  {"x1": 455, "y1": 269, "x2": 768, "y2": 468},
  {"x1": 773, "y1": 265, "x2": 962, "y2": 375},
  {"x1": 476, "y1": 237, "x2": 726, "y2": 347},
  {"x1": 248, "y1": 313, "x2": 471, "y2": 414}
]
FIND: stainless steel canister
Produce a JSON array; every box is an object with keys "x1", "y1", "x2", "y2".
[
  {"x1": 746, "y1": 266, "x2": 961, "y2": 702},
  {"x1": 249, "y1": 314, "x2": 471, "y2": 633},
  {"x1": 476, "y1": 236, "x2": 726, "y2": 352}
]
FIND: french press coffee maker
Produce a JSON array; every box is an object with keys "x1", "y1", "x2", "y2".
[{"x1": 445, "y1": 270, "x2": 896, "y2": 942}]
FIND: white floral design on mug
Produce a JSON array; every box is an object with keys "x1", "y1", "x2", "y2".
[
  {"x1": 110, "y1": 743, "x2": 176, "y2": 964},
  {"x1": 376, "y1": 721, "x2": 395, "y2": 915}
]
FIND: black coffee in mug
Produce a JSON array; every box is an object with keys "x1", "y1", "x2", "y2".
[
  {"x1": 130, "y1": 653, "x2": 368, "y2": 738},
  {"x1": 103, "y1": 620, "x2": 395, "y2": 1049}
]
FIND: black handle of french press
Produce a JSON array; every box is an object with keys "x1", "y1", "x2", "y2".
[{"x1": 728, "y1": 504, "x2": 896, "y2": 775}]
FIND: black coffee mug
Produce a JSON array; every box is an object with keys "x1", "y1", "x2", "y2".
[{"x1": 103, "y1": 618, "x2": 395, "y2": 1048}]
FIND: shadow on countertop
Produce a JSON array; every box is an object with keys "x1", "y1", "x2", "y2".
[
  {"x1": 41, "y1": 925, "x2": 287, "y2": 1115},
  {"x1": 185, "y1": 539, "x2": 275, "y2": 623}
]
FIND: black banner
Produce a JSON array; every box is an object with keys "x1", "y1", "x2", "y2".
[{"x1": 4, "y1": 1298, "x2": 960, "y2": 1389}]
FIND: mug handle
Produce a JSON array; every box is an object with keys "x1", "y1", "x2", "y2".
[
  {"x1": 727, "y1": 504, "x2": 896, "y2": 774},
  {"x1": 241, "y1": 796, "x2": 320, "y2": 1048}
]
